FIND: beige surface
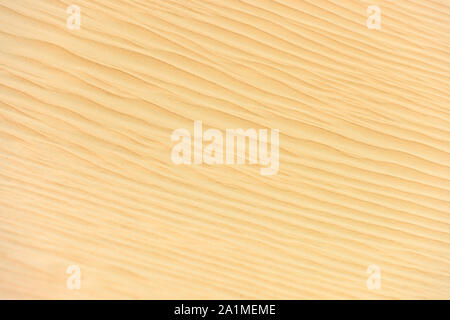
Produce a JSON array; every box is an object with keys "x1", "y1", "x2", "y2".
[{"x1": 0, "y1": 0, "x2": 449, "y2": 299}]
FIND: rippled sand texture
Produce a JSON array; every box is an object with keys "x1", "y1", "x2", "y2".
[{"x1": 0, "y1": 0, "x2": 449, "y2": 299}]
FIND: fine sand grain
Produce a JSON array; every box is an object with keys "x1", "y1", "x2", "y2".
[{"x1": 0, "y1": 0, "x2": 449, "y2": 299}]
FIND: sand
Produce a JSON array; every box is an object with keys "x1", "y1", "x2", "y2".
[{"x1": 0, "y1": 0, "x2": 449, "y2": 299}]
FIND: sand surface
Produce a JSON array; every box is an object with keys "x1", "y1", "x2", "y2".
[{"x1": 0, "y1": 0, "x2": 449, "y2": 299}]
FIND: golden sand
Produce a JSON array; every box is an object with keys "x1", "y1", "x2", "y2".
[{"x1": 0, "y1": 0, "x2": 449, "y2": 299}]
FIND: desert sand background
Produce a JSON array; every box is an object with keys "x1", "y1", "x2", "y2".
[{"x1": 0, "y1": 0, "x2": 449, "y2": 299}]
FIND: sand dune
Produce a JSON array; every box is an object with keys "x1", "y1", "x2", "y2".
[{"x1": 0, "y1": 0, "x2": 449, "y2": 299}]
